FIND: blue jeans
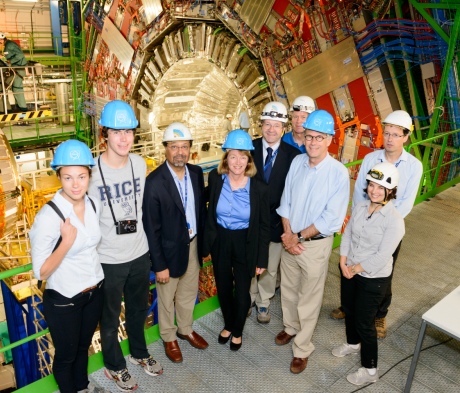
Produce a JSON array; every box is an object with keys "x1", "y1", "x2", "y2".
[
  {"x1": 100, "y1": 252, "x2": 151, "y2": 371},
  {"x1": 43, "y1": 283, "x2": 103, "y2": 393}
]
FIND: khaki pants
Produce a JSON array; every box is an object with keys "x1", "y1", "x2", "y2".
[
  {"x1": 280, "y1": 236, "x2": 333, "y2": 358},
  {"x1": 157, "y1": 238, "x2": 200, "y2": 342},
  {"x1": 250, "y1": 242, "x2": 282, "y2": 308}
]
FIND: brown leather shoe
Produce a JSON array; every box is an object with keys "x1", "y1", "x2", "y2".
[
  {"x1": 164, "y1": 340, "x2": 183, "y2": 363},
  {"x1": 275, "y1": 330, "x2": 296, "y2": 346},
  {"x1": 330, "y1": 306, "x2": 346, "y2": 320},
  {"x1": 290, "y1": 357, "x2": 308, "y2": 374},
  {"x1": 177, "y1": 331, "x2": 209, "y2": 349}
]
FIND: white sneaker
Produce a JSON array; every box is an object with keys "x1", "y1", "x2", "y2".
[
  {"x1": 347, "y1": 367, "x2": 379, "y2": 386},
  {"x1": 332, "y1": 343, "x2": 360, "y2": 357},
  {"x1": 128, "y1": 355, "x2": 163, "y2": 376},
  {"x1": 104, "y1": 368, "x2": 138, "y2": 392},
  {"x1": 78, "y1": 382, "x2": 113, "y2": 393}
]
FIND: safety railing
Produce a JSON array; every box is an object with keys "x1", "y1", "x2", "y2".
[{"x1": 1, "y1": 129, "x2": 459, "y2": 390}]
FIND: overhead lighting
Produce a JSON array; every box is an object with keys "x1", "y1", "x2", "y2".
[{"x1": 12, "y1": 0, "x2": 38, "y2": 2}]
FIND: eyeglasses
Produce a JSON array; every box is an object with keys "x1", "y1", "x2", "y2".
[
  {"x1": 261, "y1": 111, "x2": 288, "y2": 119},
  {"x1": 109, "y1": 129, "x2": 134, "y2": 136},
  {"x1": 167, "y1": 145, "x2": 190, "y2": 151},
  {"x1": 292, "y1": 104, "x2": 314, "y2": 112},
  {"x1": 383, "y1": 132, "x2": 405, "y2": 139},
  {"x1": 305, "y1": 134, "x2": 328, "y2": 142}
]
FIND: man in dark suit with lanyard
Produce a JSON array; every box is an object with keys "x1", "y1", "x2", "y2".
[
  {"x1": 249, "y1": 101, "x2": 300, "y2": 323},
  {"x1": 143, "y1": 122, "x2": 209, "y2": 363}
]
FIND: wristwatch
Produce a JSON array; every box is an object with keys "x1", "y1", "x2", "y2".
[{"x1": 297, "y1": 232, "x2": 305, "y2": 242}]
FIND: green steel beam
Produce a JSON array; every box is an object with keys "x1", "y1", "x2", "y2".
[
  {"x1": 425, "y1": 10, "x2": 460, "y2": 141},
  {"x1": 409, "y1": 0, "x2": 449, "y2": 43}
]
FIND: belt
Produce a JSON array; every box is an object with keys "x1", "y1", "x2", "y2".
[
  {"x1": 81, "y1": 280, "x2": 103, "y2": 293},
  {"x1": 308, "y1": 235, "x2": 327, "y2": 241}
]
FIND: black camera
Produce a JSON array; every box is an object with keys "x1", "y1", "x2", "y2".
[{"x1": 116, "y1": 220, "x2": 137, "y2": 235}]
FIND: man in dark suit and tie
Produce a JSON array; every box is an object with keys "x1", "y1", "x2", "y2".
[
  {"x1": 249, "y1": 101, "x2": 301, "y2": 323},
  {"x1": 143, "y1": 122, "x2": 208, "y2": 363}
]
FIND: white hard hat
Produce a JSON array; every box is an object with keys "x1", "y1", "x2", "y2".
[
  {"x1": 260, "y1": 101, "x2": 288, "y2": 123},
  {"x1": 226, "y1": 114, "x2": 232, "y2": 119},
  {"x1": 382, "y1": 110, "x2": 414, "y2": 133},
  {"x1": 366, "y1": 162, "x2": 400, "y2": 190},
  {"x1": 0, "y1": 33, "x2": 5, "y2": 39},
  {"x1": 162, "y1": 122, "x2": 193, "y2": 142},
  {"x1": 291, "y1": 96, "x2": 316, "y2": 113}
]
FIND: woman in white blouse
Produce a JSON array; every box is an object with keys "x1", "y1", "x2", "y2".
[
  {"x1": 30, "y1": 140, "x2": 109, "y2": 393},
  {"x1": 332, "y1": 162, "x2": 405, "y2": 387}
]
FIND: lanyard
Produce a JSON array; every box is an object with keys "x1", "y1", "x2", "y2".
[
  {"x1": 177, "y1": 172, "x2": 188, "y2": 215},
  {"x1": 263, "y1": 148, "x2": 279, "y2": 172},
  {"x1": 98, "y1": 156, "x2": 138, "y2": 225}
]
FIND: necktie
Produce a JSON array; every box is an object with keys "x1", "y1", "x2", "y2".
[{"x1": 264, "y1": 147, "x2": 273, "y2": 183}]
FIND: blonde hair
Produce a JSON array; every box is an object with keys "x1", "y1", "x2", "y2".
[{"x1": 217, "y1": 150, "x2": 257, "y2": 178}]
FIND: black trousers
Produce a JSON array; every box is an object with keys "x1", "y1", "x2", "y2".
[
  {"x1": 43, "y1": 283, "x2": 103, "y2": 393},
  {"x1": 376, "y1": 240, "x2": 402, "y2": 318},
  {"x1": 100, "y1": 252, "x2": 151, "y2": 371},
  {"x1": 212, "y1": 226, "x2": 251, "y2": 338},
  {"x1": 341, "y1": 274, "x2": 390, "y2": 369}
]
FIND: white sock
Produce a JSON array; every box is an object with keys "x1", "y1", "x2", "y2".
[
  {"x1": 348, "y1": 343, "x2": 360, "y2": 349},
  {"x1": 366, "y1": 368, "x2": 377, "y2": 376}
]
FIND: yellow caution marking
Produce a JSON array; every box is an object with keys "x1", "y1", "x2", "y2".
[{"x1": 0, "y1": 109, "x2": 53, "y2": 122}]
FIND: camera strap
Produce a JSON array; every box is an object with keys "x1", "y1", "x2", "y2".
[{"x1": 97, "y1": 155, "x2": 138, "y2": 226}]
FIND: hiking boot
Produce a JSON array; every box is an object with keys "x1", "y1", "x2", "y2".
[{"x1": 375, "y1": 317, "x2": 387, "y2": 338}]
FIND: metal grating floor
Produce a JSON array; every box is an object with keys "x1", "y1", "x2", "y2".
[{"x1": 86, "y1": 185, "x2": 460, "y2": 393}]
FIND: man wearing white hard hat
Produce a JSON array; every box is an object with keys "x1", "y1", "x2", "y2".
[
  {"x1": 143, "y1": 122, "x2": 209, "y2": 364},
  {"x1": 330, "y1": 109, "x2": 423, "y2": 339},
  {"x1": 282, "y1": 96, "x2": 316, "y2": 153},
  {"x1": 249, "y1": 101, "x2": 300, "y2": 324},
  {"x1": 222, "y1": 113, "x2": 233, "y2": 133}
]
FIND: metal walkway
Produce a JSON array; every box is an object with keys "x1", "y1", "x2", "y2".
[{"x1": 86, "y1": 185, "x2": 460, "y2": 393}]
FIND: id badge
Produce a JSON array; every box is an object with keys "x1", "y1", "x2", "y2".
[{"x1": 188, "y1": 222, "x2": 194, "y2": 237}]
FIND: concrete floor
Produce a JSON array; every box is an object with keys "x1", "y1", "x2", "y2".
[{"x1": 81, "y1": 184, "x2": 460, "y2": 392}]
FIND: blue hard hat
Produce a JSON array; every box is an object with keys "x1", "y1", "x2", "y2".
[
  {"x1": 50, "y1": 140, "x2": 95, "y2": 170},
  {"x1": 98, "y1": 100, "x2": 139, "y2": 129},
  {"x1": 302, "y1": 109, "x2": 335, "y2": 135},
  {"x1": 222, "y1": 129, "x2": 254, "y2": 152}
]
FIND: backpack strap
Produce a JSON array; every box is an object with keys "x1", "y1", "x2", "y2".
[
  {"x1": 38, "y1": 201, "x2": 65, "y2": 291},
  {"x1": 87, "y1": 195, "x2": 96, "y2": 214}
]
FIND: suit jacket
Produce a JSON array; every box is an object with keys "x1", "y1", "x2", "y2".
[
  {"x1": 251, "y1": 138, "x2": 300, "y2": 242},
  {"x1": 143, "y1": 162, "x2": 206, "y2": 278},
  {"x1": 203, "y1": 169, "x2": 270, "y2": 276}
]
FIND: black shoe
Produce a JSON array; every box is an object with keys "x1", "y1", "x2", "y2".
[
  {"x1": 230, "y1": 337, "x2": 242, "y2": 351},
  {"x1": 218, "y1": 333, "x2": 231, "y2": 345}
]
